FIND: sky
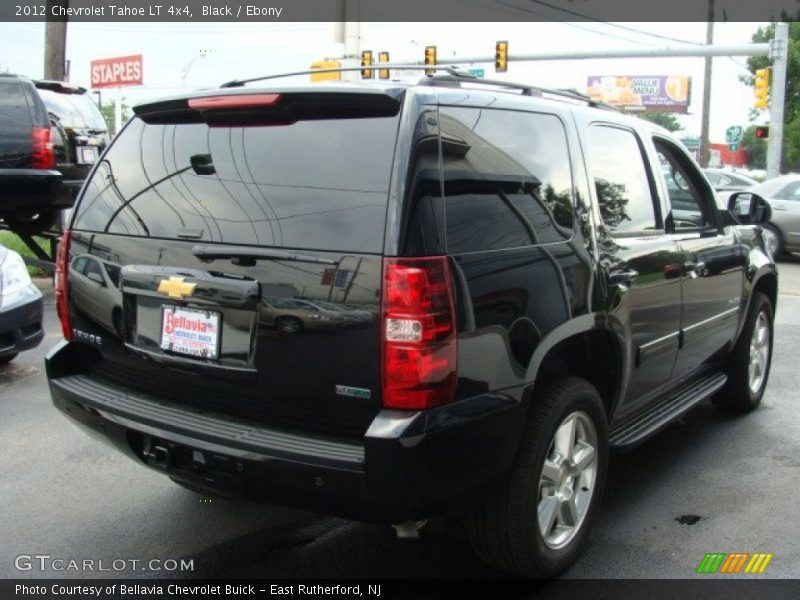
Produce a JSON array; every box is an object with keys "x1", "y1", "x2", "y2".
[{"x1": 0, "y1": 20, "x2": 767, "y2": 141}]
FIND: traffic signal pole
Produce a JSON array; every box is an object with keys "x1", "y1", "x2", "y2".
[{"x1": 766, "y1": 22, "x2": 788, "y2": 179}]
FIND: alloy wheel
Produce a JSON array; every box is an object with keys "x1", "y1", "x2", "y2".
[
  {"x1": 537, "y1": 411, "x2": 598, "y2": 549},
  {"x1": 748, "y1": 311, "x2": 770, "y2": 395}
]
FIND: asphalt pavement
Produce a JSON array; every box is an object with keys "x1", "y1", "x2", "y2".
[{"x1": 2, "y1": 262, "x2": 800, "y2": 580}]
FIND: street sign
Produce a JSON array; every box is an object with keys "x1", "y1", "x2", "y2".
[
  {"x1": 728, "y1": 143, "x2": 739, "y2": 152},
  {"x1": 468, "y1": 68, "x2": 485, "y2": 78},
  {"x1": 725, "y1": 125, "x2": 744, "y2": 145}
]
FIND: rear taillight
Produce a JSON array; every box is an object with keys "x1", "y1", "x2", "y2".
[
  {"x1": 54, "y1": 229, "x2": 73, "y2": 340},
  {"x1": 31, "y1": 126, "x2": 55, "y2": 169},
  {"x1": 381, "y1": 257, "x2": 457, "y2": 410},
  {"x1": 188, "y1": 93, "x2": 282, "y2": 110}
]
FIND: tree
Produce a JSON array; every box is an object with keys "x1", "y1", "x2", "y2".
[
  {"x1": 746, "y1": 20, "x2": 800, "y2": 171},
  {"x1": 637, "y1": 111, "x2": 683, "y2": 132},
  {"x1": 99, "y1": 98, "x2": 132, "y2": 135},
  {"x1": 740, "y1": 125, "x2": 767, "y2": 169}
]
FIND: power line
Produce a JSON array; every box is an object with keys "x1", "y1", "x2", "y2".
[
  {"x1": 491, "y1": 0, "x2": 662, "y2": 48},
  {"x1": 527, "y1": 0, "x2": 704, "y2": 46}
]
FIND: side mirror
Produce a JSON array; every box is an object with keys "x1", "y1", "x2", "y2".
[
  {"x1": 86, "y1": 271, "x2": 106, "y2": 286},
  {"x1": 728, "y1": 192, "x2": 771, "y2": 225}
]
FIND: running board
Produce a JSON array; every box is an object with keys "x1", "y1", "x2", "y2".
[{"x1": 609, "y1": 372, "x2": 727, "y2": 449}]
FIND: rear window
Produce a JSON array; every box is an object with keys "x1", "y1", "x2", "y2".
[
  {"x1": 37, "y1": 89, "x2": 107, "y2": 131},
  {"x1": 72, "y1": 111, "x2": 401, "y2": 253},
  {"x1": 0, "y1": 81, "x2": 33, "y2": 128}
]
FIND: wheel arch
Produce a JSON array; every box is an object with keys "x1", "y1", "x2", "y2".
[{"x1": 525, "y1": 316, "x2": 626, "y2": 421}]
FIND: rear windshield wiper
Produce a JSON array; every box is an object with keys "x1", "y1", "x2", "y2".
[{"x1": 191, "y1": 244, "x2": 338, "y2": 266}]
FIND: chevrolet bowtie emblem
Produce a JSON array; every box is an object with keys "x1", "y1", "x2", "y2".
[{"x1": 157, "y1": 276, "x2": 197, "y2": 299}]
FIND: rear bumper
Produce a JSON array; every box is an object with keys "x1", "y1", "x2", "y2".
[
  {"x1": 46, "y1": 340, "x2": 526, "y2": 522},
  {"x1": 0, "y1": 168, "x2": 63, "y2": 213},
  {"x1": 0, "y1": 285, "x2": 44, "y2": 358}
]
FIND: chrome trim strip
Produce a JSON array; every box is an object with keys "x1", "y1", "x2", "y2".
[
  {"x1": 683, "y1": 307, "x2": 739, "y2": 334},
  {"x1": 640, "y1": 331, "x2": 680, "y2": 351}
]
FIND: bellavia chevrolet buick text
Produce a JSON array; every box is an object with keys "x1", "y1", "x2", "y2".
[{"x1": 45, "y1": 69, "x2": 777, "y2": 577}]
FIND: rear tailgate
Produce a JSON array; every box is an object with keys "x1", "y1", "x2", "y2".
[{"x1": 63, "y1": 89, "x2": 403, "y2": 439}]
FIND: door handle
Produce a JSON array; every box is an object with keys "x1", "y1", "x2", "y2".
[{"x1": 609, "y1": 269, "x2": 639, "y2": 289}]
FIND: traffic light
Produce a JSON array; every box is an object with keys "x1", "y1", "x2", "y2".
[
  {"x1": 361, "y1": 50, "x2": 373, "y2": 79},
  {"x1": 379, "y1": 51, "x2": 390, "y2": 80},
  {"x1": 754, "y1": 67, "x2": 770, "y2": 110},
  {"x1": 755, "y1": 126, "x2": 770, "y2": 139},
  {"x1": 495, "y1": 40, "x2": 508, "y2": 72},
  {"x1": 424, "y1": 46, "x2": 437, "y2": 76}
]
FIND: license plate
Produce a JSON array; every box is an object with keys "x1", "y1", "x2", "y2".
[
  {"x1": 160, "y1": 305, "x2": 220, "y2": 359},
  {"x1": 77, "y1": 146, "x2": 97, "y2": 164}
]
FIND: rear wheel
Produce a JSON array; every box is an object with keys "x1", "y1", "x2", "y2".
[
  {"x1": 715, "y1": 292, "x2": 774, "y2": 412},
  {"x1": 0, "y1": 353, "x2": 18, "y2": 366},
  {"x1": 467, "y1": 377, "x2": 608, "y2": 577}
]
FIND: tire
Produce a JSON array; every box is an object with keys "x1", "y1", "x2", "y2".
[
  {"x1": 715, "y1": 291, "x2": 774, "y2": 412},
  {"x1": 277, "y1": 316, "x2": 303, "y2": 334},
  {"x1": 763, "y1": 224, "x2": 783, "y2": 259},
  {"x1": 0, "y1": 353, "x2": 18, "y2": 366},
  {"x1": 467, "y1": 376, "x2": 608, "y2": 578},
  {"x1": 4, "y1": 209, "x2": 60, "y2": 235}
]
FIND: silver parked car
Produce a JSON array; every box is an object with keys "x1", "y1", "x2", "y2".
[
  {"x1": 703, "y1": 168, "x2": 759, "y2": 193},
  {"x1": 749, "y1": 174, "x2": 800, "y2": 257}
]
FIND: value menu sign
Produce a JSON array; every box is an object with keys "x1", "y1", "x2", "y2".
[
  {"x1": 586, "y1": 75, "x2": 691, "y2": 113},
  {"x1": 90, "y1": 54, "x2": 143, "y2": 88}
]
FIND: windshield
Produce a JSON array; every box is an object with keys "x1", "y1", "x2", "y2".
[{"x1": 38, "y1": 89, "x2": 107, "y2": 131}]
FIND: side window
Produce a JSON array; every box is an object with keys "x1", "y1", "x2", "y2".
[
  {"x1": 653, "y1": 137, "x2": 714, "y2": 230},
  {"x1": 585, "y1": 125, "x2": 659, "y2": 234},
  {"x1": 84, "y1": 259, "x2": 104, "y2": 281},
  {"x1": 439, "y1": 107, "x2": 574, "y2": 254},
  {"x1": 71, "y1": 256, "x2": 87, "y2": 274},
  {"x1": 775, "y1": 181, "x2": 800, "y2": 200}
]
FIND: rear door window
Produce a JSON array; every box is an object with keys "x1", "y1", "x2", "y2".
[
  {"x1": 72, "y1": 109, "x2": 401, "y2": 253},
  {"x1": 584, "y1": 125, "x2": 660, "y2": 235},
  {"x1": 439, "y1": 106, "x2": 574, "y2": 254}
]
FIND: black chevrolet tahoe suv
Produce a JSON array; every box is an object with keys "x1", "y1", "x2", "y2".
[
  {"x1": 0, "y1": 75, "x2": 108, "y2": 233},
  {"x1": 45, "y1": 72, "x2": 777, "y2": 577}
]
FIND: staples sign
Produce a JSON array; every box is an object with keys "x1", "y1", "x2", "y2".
[{"x1": 90, "y1": 55, "x2": 143, "y2": 89}]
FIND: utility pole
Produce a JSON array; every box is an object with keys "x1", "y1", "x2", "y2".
[
  {"x1": 699, "y1": 1, "x2": 715, "y2": 167},
  {"x1": 335, "y1": 0, "x2": 360, "y2": 81},
  {"x1": 766, "y1": 22, "x2": 789, "y2": 179},
  {"x1": 44, "y1": 1, "x2": 68, "y2": 80}
]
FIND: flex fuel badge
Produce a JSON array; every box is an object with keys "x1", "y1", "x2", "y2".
[{"x1": 335, "y1": 385, "x2": 372, "y2": 400}]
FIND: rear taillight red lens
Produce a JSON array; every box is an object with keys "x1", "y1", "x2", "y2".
[
  {"x1": 31, "y1": 126, "x2": 55, "y2": 169},
  {"x1": 381, "y1": 256, "x2": 457, "y2": 410},
  {"x1": 54, "y1": 230, "x2": 73, "y2": 340},
  {"x1": 188, "y1": 93, "x2": 282, "y2": 110}
]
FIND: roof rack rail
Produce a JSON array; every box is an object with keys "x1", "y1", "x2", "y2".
[
  {"x1": 219, "y1": 64, "x2": 618, "y2": 111},
  {"x1": 418, "y1": 74, "x2": 542, "y2": 97},
  {"x1": 537, "y1": 87, "x2": 619, "y2": 111},
  {"x1": 220, "y1": 64, "x2": 465, "y2": 88}
]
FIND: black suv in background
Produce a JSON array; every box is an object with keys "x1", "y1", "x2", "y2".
[
  {"x1": 0, "y1": 75, "x2": 107, "y2": 233},
  {"x1": 45, "y1": 72, "x2": 777, "y2": 577}
]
